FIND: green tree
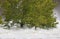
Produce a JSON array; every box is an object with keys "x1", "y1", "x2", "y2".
[
  {"x1": 21, "y1": 0, "x2": 57, "y2": 29},
  {"x1": 0, "y1": 16, "x2": 3, "y2": 24},
  {"x1": 0, "y1": 0, "x2": 23, "y2": 28},
  {"x1": 0, "y1": 0, "x2": 57, "y2": 29}
]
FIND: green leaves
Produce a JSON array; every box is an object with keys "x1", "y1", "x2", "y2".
[
  {"x1": 0, "y1": 0, "x2": 57, "y2": 29},
  {"x1": 0, "y1": 16, "x2": 3, "y2": 24},
  {"x1": 22, "y1": 0, "x2": 57, "y2": 29}
]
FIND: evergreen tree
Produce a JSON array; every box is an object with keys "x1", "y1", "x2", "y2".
[
  {"x1": 0, "y1": 0, "x2": 57, "y2": 29},
  {"x1": 0, "y1": 16, "x2": 2, "y2": 24},
  {"x1": 0, "y1": 0, "x2": 23, "y2": 28},
  {"x1": 21, "y1": 0, "x2": 57, "y2": 29}
]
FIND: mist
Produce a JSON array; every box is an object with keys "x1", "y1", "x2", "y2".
[{"x1": 54, "y1": 0, "x2": 60, "y2": 20}]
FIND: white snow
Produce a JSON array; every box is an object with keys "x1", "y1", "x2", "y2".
[{"x1": 0, "y1": 19, "x2": 60, "y2": 39}]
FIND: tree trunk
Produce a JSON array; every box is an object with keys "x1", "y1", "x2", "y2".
[
  {"x1": 35, "y1": 26, "x2": 37, "y2": 30},
  {"x1": 20, "y1": 22, "x2": 24, "y2": 28}
]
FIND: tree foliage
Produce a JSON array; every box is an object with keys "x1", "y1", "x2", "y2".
[
  {"x1": 0, "y1": 0, "x2": 57, "y2": 29},
  {"x1": 0, "y1": 16, "x2": 2, "y2": 24},
  {"x1": 21, "y1": 0, "x2": 57, "y2": 29}
]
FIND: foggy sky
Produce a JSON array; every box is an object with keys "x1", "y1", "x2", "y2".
[{"x1": 54, "y1": 0, "x2": 60, "y2": 20}]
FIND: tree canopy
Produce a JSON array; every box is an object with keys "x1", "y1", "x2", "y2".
[{"x1": 0, "y1": 0, "x2": 57, "y2": 29}]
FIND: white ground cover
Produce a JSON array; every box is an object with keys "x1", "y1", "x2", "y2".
[{"x1": 0, "y1": 20, "x2": 60, "y2": 39}]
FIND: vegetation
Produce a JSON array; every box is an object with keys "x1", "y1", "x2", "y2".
[
  {"x1": 0, "y1": 0, "x2": 57, "y2": 29},
  {"x1": 0, "y1": 16, "x2": 2, "y2": 24}
]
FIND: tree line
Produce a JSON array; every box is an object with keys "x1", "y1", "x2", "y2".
[{"x1": 0, "y1": 0, "x2": 58, "y2": 29}]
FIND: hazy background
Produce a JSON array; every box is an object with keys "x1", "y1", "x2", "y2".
[{"x1": 53, "y1": 0, "x2": 60, "y2": 20}]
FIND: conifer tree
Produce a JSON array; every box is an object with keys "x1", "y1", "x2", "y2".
[
  {"x1": 0, "y1": 16, "x2": 2, "y2": 24},
  {"x1": 0, "y1": 0, "x2": 23, "y2": 28},
  {"x1": 0, "y1": 0, "x2": 57, "y2": 29},
  {"x1": 21, "y1": 0, "x2": 57, "y2": 29}
]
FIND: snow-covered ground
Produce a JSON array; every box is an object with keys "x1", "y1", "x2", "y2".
[
  {"x1": 0, "y1": 21, "x2": 60, "y2": 39},
  {"x1": 0, "y1": 22, "x2": 60, "y2": 39}
]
